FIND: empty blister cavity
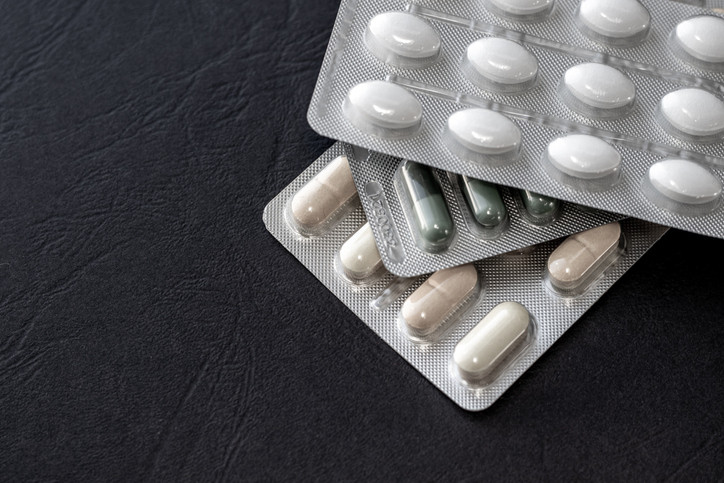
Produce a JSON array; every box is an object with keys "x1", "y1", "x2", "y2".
[
  {"x1": 518, "y1": 189, "x2": 560, "y2": 225},
  {"x1": 336, "y1": 222, "x2": 386, "y2": 285},
  {"x1": 442, "y1": 108, "x2": 522, "y2": 166},
  {"x1": 343, "y1": 80, "x2": 422, "y2": 138},
  {"x1": 559, "y1": 63, "x2": 636, "y2": 120},
  {"x1": 396, "y1": 160, "x2": 456, "y2": 252},
  {"x1": 399, "y1": 264, "x2": 482, "y2": 342},
  {"x1": 671, "y1": 16, "x2": 724, "y2": 71},
  {"x1": 456, "y1": 175, "x2": 509, "y2": 239},
  {"x1": 483, "y1": 0, "x2": 554, "y2": 21},
  {"x1": 544, "y1": 134, "x2": 622, "y2": 191},
  {"x1": 577, "y1": 0, "x2": 651, "y2": 47},
  {"x1": 364, "y1": 12, "x2": 441, "y2": 69},
  {"x1": 287, "y1": 155, "x2": 359, "y2": 237},
  {"x1": 462, "y1": 38, "x2": 539, "y2": 94},
  {"x1": 545, "y1": 222, "x2": 625, "y2": 297},
  {"x1": 643, "y1": 158, "x2": 722, "y2": 215},
  {"x1": 452, "y1": 302, "x2": 535, "y2": 388},
  {"x1": 658, "y1": 88, "x2": 724, "y2": 143}
]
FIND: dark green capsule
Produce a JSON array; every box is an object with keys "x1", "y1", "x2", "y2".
[
  {"x1": 519, "y1": 189, "x2": 560, "y2": 221},
  {"x1": 460, "y1": 176, "x2": 507, "y2": 228},
  {"x1": 400, "y1": 161, "x2": 455, "y2": 250}
]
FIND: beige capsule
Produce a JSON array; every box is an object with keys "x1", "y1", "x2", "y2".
[
  {"x1": 547, "y1": 222, "x2": 622, "y2": 292},
  {"x1": 290, "y1": 155, "x2": 357, "y2": 234},
  {"x1": 401, "y1": 264, "x2": 478, "y2": 337}
]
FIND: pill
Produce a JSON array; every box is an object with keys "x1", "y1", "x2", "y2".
[
  {"x1": 344, "y1": 80, "x2": 423, "y2": 132},
  {"x1": 453, "y1": 302, "x2": 531, "y2": 384},
  {"x1": 460, "y1": 176, "x2": 507, "y2": 228},
  {"x1": 466, "y1": 38, "x2": 538, "y2": 86},
  {"x1": 488, "y1": 0, "x2": 553, "y2": 15},
  {"x1": 519, "y1": 190, "x2": 559, "y2": 219},
  {"x1": 546, "y1": 222, "x2": 622, "y2": 292},
  {"x1": 401, "y1": 264, "x2": 478, "y2": 337},
  {"x1": 547, "y1": 134, "x2": 621, "y2": 180},
  {"x1": 659, "y1": 89, "x2": 724, "y2": 138},
  {"x1": 578, "y1": 0, "x2": 650, "y2": 39},
  {"x1": 446, "y1": 109, "x2": 522, "y2": 155},
  {"x1": 365, "y1": 12, "x2": 441, "y2": 66},
  {"x1": 290, "y1": 155, "x2": 357, "y2": 233},
  {"x1": 564, "y1": 63, "x2": 635, "y2": 110},
  {"x1": 339, "y1": 223, "x2": 383, "y2": 282},
  {"x1": 674, "y1": 16, "x2": 724, "y2": 64},
  {"x1": 399, "y1": 161, "x2": 455, "y2": 250},
  {"x1": 648, "y1": 159, "x2": 722, "y2": 205}
]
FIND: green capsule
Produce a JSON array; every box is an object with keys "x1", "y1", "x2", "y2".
[
  {"x1": 519, "y1": 189, "x2": 560, "y2": 224},
  {"x1": 400, "y1": 161, "x2": 455, "y2": 251},
  {"x1": 460, "y1": 176, "x2": 507, "y2": 228}
]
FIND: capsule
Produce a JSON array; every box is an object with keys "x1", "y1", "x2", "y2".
[
  {"x1": 290, "y1": 155, "x2": 357, "y2": 235},
  {"x1": 401, "y1": 264, "x2": 478, "y2": 337},
  {"x1": 460, "y1": 176, "x2": 507, "y2": 228},
  {"x1": 399, "y1": 161, "x2": 455, "y2": 251},
  {"x1": 364, "y1": 12, "x2": 441, "y2": 68},
  {"x1": 648, "y1": 159, "x2": 722, "y2": 205},
  {"x1": 338, "y1": 223, "x2": 383, "y2": 282},
  {"x1": 659, "y1": 89, "x2": 724, "y2": 139},
  {"x1": 453, "y1": 302, "x2": 531, "y2": 386},
  {"x1": 546, "y1": 222, "x2": 622, "y2": 293},
  {"x1": 343, "y1": 80, "x2": 423, "y2": 136},
  {"x1": 519, "y1": 190, "x2": 559, "y2": 224}
]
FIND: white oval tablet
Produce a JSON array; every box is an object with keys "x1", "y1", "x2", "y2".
[
  {"x1": 547, "y1": 135, "x2": 621, "y2": 179},
  {"x1": 660, "y1": 89, "x2": 724, "y2": 137},
  {"x1": 564, "y1": 63, "x2": 635, "y2": 110},
  {"x1": 366, "y1": 12, "x2": 441, "y2": 62},
  {"x1": 447, "y1": 109, "x2": 522, "y2": 155},
  {"x1": 344, "y1": 80, "x2": 423, "y2": 130},
  {"x1": 578, "y1": 0, "x2": 650, "y2": 39},
  {"x1": 648, "y1": 159, "x2": 722, "y2": 205},
  {"x1": 675, "y1": 16, "x2": 724, "y2": 64},
  {"x1": 466, "y1": 38, "x2": 538, "y2": 85},
  {"x1": 488, "y1": 0, "x2": 552, "y2": 15}
]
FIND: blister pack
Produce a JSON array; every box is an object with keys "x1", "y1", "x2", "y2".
[
  {"x1": 345, "y1": 144, "x2": 624, "y2": 277},
  {"x1": 307, "y1": 0, "x2": 724, "y2": 238},
  {"x1": 263, "y1": 144, "x2": 669, "y2": 410}
]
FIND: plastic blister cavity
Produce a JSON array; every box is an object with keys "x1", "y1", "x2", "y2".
[
  {"x1": 335, "y1": 222, "x2": 387, "y2": 286},
  {"x1": 543, "y1": 134, "x2": 623, "y2": 191},
  {"x1": 364, "y1": 11, "x2": 442, "y2": 69},
  {"x1": 442, "y1": 108, "x2": 523, "y2": 166},
  {"x1": 576, "y1": 0, "x2": 652, "y2": 48},
  {"x1": 643, "y1": 158, "x2": 723, "y2": 215},
  {"x1": 516, "y1": 189, "x2": 561, "y2": 225},
  {"x1": 657, "y1": 88, "x2": 724, "y2": 143},
  {"x1": 461, "y1": 38, "x2": 539, "y2": 94},
  {"x1": 669, "y1": 15, "x2": 724, "y2": 71},
  {"x1": 452, "y1": 174, "x2": 510, "y2": 239},
  {"x1": 558, "y1": 63, "x2": 637, "y2": 120},
  {"x1": 482, "y1": 0, "x2": 554, "y2": 22},
  {"x1": 342, "y1": 80, "x2": 423, "y2": 138}
]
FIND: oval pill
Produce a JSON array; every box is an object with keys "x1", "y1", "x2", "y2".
[
  {"x1": 399, "y1": 161, "x2": 455, "y2": 250},
  {"x1": 447, "y1": 109, "x2": 522, "y2": 155},
  {"x1": 659, "y1": 89, "x2": 724, "y2": 138},
  {"x1": 488, "y1": 0, "x2": 553, "y2": 15},
  {"x1": 466, "y1": 38, "x2": 538, "y2": 86},
  {"x1": 460, "y1": 176, "x2": 507, "y2": 228},
  {"x1": 519, "y1": 190, "x2": 559, "y2": 219},
  {"x1": 546, "y1": 222, "x2": 622, "y2": 292},
  {"x1": 344, "y1": 80, "x2": 423, "y2": 131},
  {"x1": 648, "y1": 159, "x2": 722, "y2": 205},
  {"x1": 578, "y1": 0, "x2": 651, "y2": 39},
  {"x1": 674, "y1": 16, "x2": 724, "y2": 64},
  {"x1": 453, "y1": 302, "x2": 531, "y2": 385},
  {"x1": 401, "y1": 264, "x2": 478, "y2": 337},
  {"x1": 365, "y1": 12, "x2": 441, "y2": 65},
  {"x1": 339, "y1": 223, "x2": 383, "y2": 282},
  {"x1": 564, "y1": 63, "x2": 636, "y2": 110},
  {"x1": 547, "y1": 134, "x2": 621, "y2": 179},
  {"x1": 290, "y1": 155, "x2": 357, "y2": 233}
]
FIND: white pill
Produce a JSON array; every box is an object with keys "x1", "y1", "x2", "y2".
[
  {"x1": 675, "y1": 16, "x2": 724, "y2": 64},
  {"x1": 488, "y1": 0, "x2": 553, "y2": 15},
  {"x1": 578, "y1": 0, "x2": 650, "y2": 39},
  {"x1": 564, "y1": 63, "x2": 635, "y2": 110},
  {"x1": 447, "y1": 109, "x2": 522, "y2": 155},
  {"x1": 453, "y1": 302, "x2": 531, "y2": 385},
  {"x1": 344, "y1": 80, "x2": 423, "y2": 131},
  {"x1": 648, "y1": 159, "x2": 722, "y2": 205},
  {"x1": 339, "y1": 223, "x2": 383, "y2": 281},
  {"x1": 466, "y1": 38, "x2": 538, "y2": 85},
  {"x1": 547, "y1": 135, "x2": 621, "y2": 179},
  {"x1": 365, "y1": 12, "x2": 441, "y2": 64},
  {"x1": 659, "y1": 89, "x2": 724, "y2": 138}
]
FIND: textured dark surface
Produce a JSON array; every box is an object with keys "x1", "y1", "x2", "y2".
[{"x1": 0, "y1": 1, "x2": 722, "y2": 480}]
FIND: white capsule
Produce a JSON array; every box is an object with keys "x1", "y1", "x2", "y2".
[
  {"x1": 488, "y1": 0, "x2": 553, "y2": 15},
  {"x1": 343, "y1": 80, "x2": 423, "y2": 133},
  {"x1": 547, "y1": 135, "x2": 621, "y2": 180},
  {"x1": 648, "y1": 159, "x2": 722, "y2": 205},
  {"x1": 564, "y1": 63, "x2": 636, "y2": 110},
  {"x1": 578, "y1": 0, "x2": 650, "y2": 39},
  {"x1": 660, "y1": 89, "x2": 724, "y2": 138},
  {"x1": 339, "y1": 223, "x2": 383, "y2": 282},
  {"x1": 365, "y1": 12, "x2": 441, "y2": 67},
  {"x1": 447, "y1": 109, "x2": 522, "y2": 155},
  {"x1": 466, "y1": 38, "x2": 538, "y2": 85},
  {"x1": 674, "y1": 16, "x2": 724, "y2": 64}
]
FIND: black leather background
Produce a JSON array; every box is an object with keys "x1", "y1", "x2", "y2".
[{"x1": 1, "y1": 1, "x2": 722, "y2": 480}]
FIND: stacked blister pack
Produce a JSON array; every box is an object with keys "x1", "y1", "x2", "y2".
[{"x1": 264, "y1": 0, "x2": 723, "y2": 410}]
